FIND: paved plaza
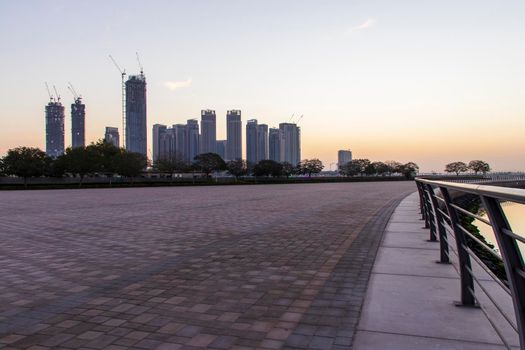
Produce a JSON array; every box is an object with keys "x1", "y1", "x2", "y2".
[{"x1": 0, "y1": 182, "x2": 414, "y2": 349}]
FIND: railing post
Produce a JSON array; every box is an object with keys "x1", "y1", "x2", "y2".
[
  {"x1": 426, "y1": 184, "x2": 450, "y2": 263},
  {"x1": 418, "y1": 181, "x2": 431, "y2": 229},
  {"x1": 416, "y1": 181, "x2": 427, "y2": 222},
  {"x1": 481, "y1": 196, "x2": 525, "y2": 349},
  {"x1": 440, "y1": 187, "x2": 476, "y2": 306},
  {"x1": 422, "y1": 184, "x2": 437, "y2": 240}
]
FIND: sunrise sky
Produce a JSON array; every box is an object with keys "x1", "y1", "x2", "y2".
[{"x1": 1, "y1": 0, "x2": 524, "y2": 172}]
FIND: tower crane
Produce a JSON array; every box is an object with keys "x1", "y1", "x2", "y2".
[
  {"x1": 109, "y1": 54, "x2": 127, "y2": 149},
  {"x1": 136, "y1": 51, "x2": 144, "y2": 75},
  {"x1": 296, "y1": 114, "x2": 303, "y2": 125},
  {"x1": 45, "y1": 82, "x2": 54, "y2": 102},
  {"x1": 53, "y1": 85, "x2": 61, "y2": 102},
  {"x1": 288, "y1": 113, "x2": 295, "y2": 122},
  {"x1": 67, "y1": 82, "x2": 82, "y2": 102}
]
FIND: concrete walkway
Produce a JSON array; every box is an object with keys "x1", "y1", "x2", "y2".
[{"x1": 354, "y1": 192, "x2": 515, "y2": 349}]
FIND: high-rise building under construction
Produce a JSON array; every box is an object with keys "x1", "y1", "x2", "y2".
[
  {"x1": 71, "y1": 97, "x2": 85, "y2": 148},
  {"x1": 45, "y1": 99, "x2": 65, "y2": 158},
  {"x1": 279, "y1": 123, "x2": 301, "y2": 166},
  {"x1": 125, "y1": 73, "x2": 147, "y2": 156}
]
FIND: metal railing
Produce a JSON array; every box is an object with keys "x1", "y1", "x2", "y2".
[{"x1": 415, "y1": 178, "x2": 525, "y2": 349}]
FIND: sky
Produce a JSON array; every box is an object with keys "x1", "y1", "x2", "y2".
[{"x1": 0, "y1": 0, "x2": 524, "y2": 172}]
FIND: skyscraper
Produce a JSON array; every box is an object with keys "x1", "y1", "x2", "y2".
[
  {"x1": 152, "y1": 124, "x2": 167, "y2": 163},
  {"x1": 45, "y1": 99, "x2": 65, "y2": 158},
  {"x1": 200, "y1": 109, "x2": 216, "y2": 154},
  {"x1": 71, "y1": 97, "x2": 85, "y2": 148},
  {"x1": 269, "y1": 128, "x2": 283, "y2": 162},
  {"x1": 216, "y1": 140, "x2": 227, "y2": 160},
  {"x1": 338, "y1": 149, "x2": 352, "y2": 169},
  {"x1": 125, "y1": 74, "x2": 147, "y2": 156},
  {"x1": 226, "y1": 110, "x2": 242, "y2": 161},
  {"x1": 186, "y1": 119, "x2": 200, "y2": 162},
  {"x1": 173, "y1": 124, "x2": 187, "y2": 160},
  {"x1": 256, "y1": 124, "x2": 269, "y2": 162},
  {"x1": 158, "y1": 128, "x2": 175, "y2": 160},
  {"x1": 279, "y1": 123, "x2": 301, "y2": 166},
  {"x1": 105, "y1": 127, "x2": 120, "y2": 147},
  {"x1": 246, "y1": 119, "x2": 258, "y2": 165}
]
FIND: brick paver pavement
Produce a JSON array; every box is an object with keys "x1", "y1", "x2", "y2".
[{"x1": 0, "y1": 182, "x2": 414, "y2": 349}]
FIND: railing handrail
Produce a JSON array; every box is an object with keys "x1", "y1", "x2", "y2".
[
  {"x1": 415, "y1": 178, "x2": 525, "y2": 350},
  {"x1": 416, "y1": 177, "x2": 525, "y2": 204}
]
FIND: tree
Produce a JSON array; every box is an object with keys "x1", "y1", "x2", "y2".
[
  {"x1": 44, "y1": 155, "x2": 66, "y2": 177},
  {"x1": 339, "y1": 160, "x2": 360, "y2": 177},
  {"x1": 299, "y1": 159, "x2": 324, "y2": 177},
  {"x1": 61, "y1": 146, "x2": 100, "y2": 184},
  {"x1": 193, "y1": 153, "x2": 226, "y2": 177},
  {"x1": 253, "y1": 160, "x2": 283, "y2": 177},
  {"x1": 468, "y1": 160, "x2": 491, "y2": 175},
  {"x1": 371, "y1": 161, "x2": 389, "y2": 176},
  {"x1": 339, "y1": 159, "x2": 371, "y2": 177},
  {"x1": 2, "y1": 147, "x2": 50, "y2": 185},
  {"x1": 155, "y1": 153, "x2": 188, "y2": 175},
  {"x1": 226, "y1": 159, "x2": 248, "y2": 179},
  {"x1": 0, "y1": 158, "x2": 5, "y2": 176},
  {"x1": 385, "y1": 160, "x2": 403, "y2": 175},
  {"x1": 91, "y1": 140, "x2": 121, "y2": 176},
  {"x1": 281, "y1": 162, "x2": 295, "y2": 178},
  {"x1": 445, "y1": 161, "x2": 468, "y2": 176},
  {"x1": 364, "y1": 162, "x2": 377, "y2": 176},
  {"x1": 116, "y1": 151, "x2": 147, "y2": 181},
  {"x1": 398, "y1": 162, "x2": 419, "y2": 179}
]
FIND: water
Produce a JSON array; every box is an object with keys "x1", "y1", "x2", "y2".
[{"x1": 475, "y1": 202, "x2": 525, "y2": 256}]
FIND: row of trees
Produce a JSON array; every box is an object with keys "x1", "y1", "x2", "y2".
[
  {"x1": 0, "y1": 141, "x2": 147, "y2": 184},
  {"x1": 338, "y1": 159, "x2": 419, "y2": 179},
  {"x1": 156, "y1": 153, "x2": 325, "y2": 179},
  {"x1": 444, "y1": 160, "x2": 491, "y2": 176}
]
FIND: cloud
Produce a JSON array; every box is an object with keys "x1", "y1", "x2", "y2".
[
  {"x1": 163, "y1": 79, "x2": 192, "y2": 91},
  {"x1": 348, "y1": 19, "x2": 376, "y2": 33}
]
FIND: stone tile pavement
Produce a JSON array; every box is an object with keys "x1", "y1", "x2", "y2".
[{"x1": 0, "y1": 182, "x2": 413, "y2": 349}]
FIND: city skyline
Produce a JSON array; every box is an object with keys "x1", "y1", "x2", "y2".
[
  {"x1": 153, "y1": 112, "x2": 301, "y2": 166},
  {"x1": 1, "y1": 1, "x2": 524, "y2": 172}
]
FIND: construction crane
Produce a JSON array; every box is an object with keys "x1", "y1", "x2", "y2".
[
  {"x1": 45, "y1": 82, "x2": 54, "y2": 102},
  {"x1": 296, "y1": 114, "x2": 303, "y2": 125},
  {"x1": 136, "y1": 51, "x2": 143, "y2": 75},
  {"x1": 288, "y1": 113, "x2": 295, "y2": 122},
  {"x1": 67, "y1": 82, "x2": 82, "y2": 102},
  {"x1": 109, "y1": 54, "x2": 127, "y2": 149},
  {"x1": 53, "y1": 85, "x2": 61, "y2": 102}
]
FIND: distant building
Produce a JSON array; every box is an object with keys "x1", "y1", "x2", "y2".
[
  {"x1": 71, "y1": 97, "x2": 85, "y2": 148},
  {"x1": 338, "y1": 149, "x2": 353, "y2": 169},
  {"x1": 226, "y1": 110, "x2": 242, "y2": 160},
  {"x1": 173, "y1": 124, "x2": 187, "y2": 160},
  {"x1": 105, "y1": 127, "x2": 120, "y2": 148},
  {"x1": 152, "y1": 124, "x2": 167, "y2": 162},
  {"x1": 200, "y1": 109, "x2": 216, "y2": 154},
  {"x1": 246, "y1": 119, "x2": 258, "y2": 165},
  {"x1": 125, "y1": 74, "x2": 147, "y2": 156},
  {"x1": 256, "y1": 124, "x2": 269, "y2": 162},
  {"x1": 216, "y1": 140, "x2": 227, "y2": 160},
  {"x1": 269, "y1": 128, "x2": 283, "y2": 162},
  {"x1": 279, "y1": 123, "x2": 301, "y2": 166},
  {"x1": 158, "y1": 128, "x2": 175, "y2": 160},
  {"x1": 186, "y1": 119, "x2": 200, "y2": 162},
  {"x1": 45, "y1": 99, "x2": 65, "y2": 158}
]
